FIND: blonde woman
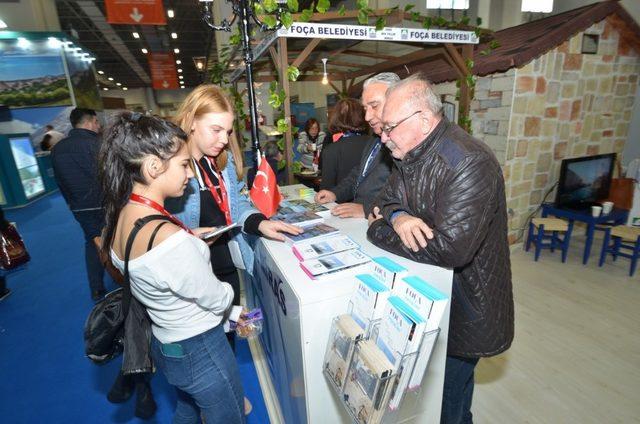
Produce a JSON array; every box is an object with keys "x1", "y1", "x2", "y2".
[{"x1": 168, "y1": 84, "x2": 301, "y2": 347}]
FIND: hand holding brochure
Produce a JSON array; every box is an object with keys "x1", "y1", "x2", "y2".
[
  {"x1": 284, "y1": 223, "x2": 340, "y2": 244},
  {"x1": 199, "y1": 222, "x2": 240, "y2": 240}
]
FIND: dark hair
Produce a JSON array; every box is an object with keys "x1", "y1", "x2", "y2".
[
  {"x1": 304, "y1": 118, "x2": 320, "y2": 136},
  {"x1": 70, "y1": 108, "x2": 97, "y2": 128},
  {"x1": 45, "y1": 125, "x2": 54, "y2": 131},
  {"x1": 40, "y1": 134, "x2": 52, "y2": 151},
  {"x1": 328, "y1": 98, "x2": 367, "y2": 133},
  {"x1": 263, "y1": 141, "x2": 281, "y2": 159},
  {"x1": 98, "y1": 112, "x2": 188, "y2": 254}
]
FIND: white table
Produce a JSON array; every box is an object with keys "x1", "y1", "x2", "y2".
[{"x1": 245, "y1": 185, "x2": 453, "y2": 423}]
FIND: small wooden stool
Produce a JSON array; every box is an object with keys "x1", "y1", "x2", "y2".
[
  {"x1": 526, "y1": 218, "x2": 574, "y2": 262},
  {"x1": 599, "y1": 225, "x2": 640, "y2": 277}
]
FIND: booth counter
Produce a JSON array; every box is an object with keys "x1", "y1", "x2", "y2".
[{"x1": 246, "y1": 185, "x2": 454, "y2": 423}]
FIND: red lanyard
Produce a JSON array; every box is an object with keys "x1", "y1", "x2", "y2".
[
  {"x1": 129, "y1": 193, "x2": 194, "y2": 234},
  {"x1": 195, "y1": 157, "x2": 232, "y2": 225}
]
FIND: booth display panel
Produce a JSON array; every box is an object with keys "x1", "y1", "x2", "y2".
[{"x1": 246, "y1": 185, "x2": 454, "y2": 423}]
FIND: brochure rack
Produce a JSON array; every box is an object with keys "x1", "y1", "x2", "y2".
[{"x1": 323, "y1": 311, "x2": 441, "y2": 424}]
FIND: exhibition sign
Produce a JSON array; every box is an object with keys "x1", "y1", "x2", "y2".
[
  {"x1": 147, "y1": 53, "x2": 179, "y2": 90},
  {"x1": 277, "y1": 22, "x2": 479, "y2": 44},
  {"x1": 105, "y1": 0, "x2": 166, "y2": 25}
]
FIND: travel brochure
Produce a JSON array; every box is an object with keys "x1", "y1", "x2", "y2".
[
  {"x1": 292, "y1": 234, "x2": 359, "y2": 261},
  {"x1": 324, "y1": 314, "x2": 364, "y2": 391},
  {"x1": 300, "y1": 249, "x2": 371, "y2": 280}
]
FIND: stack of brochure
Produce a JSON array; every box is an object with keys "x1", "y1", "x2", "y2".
[
  {"x1": 350, "y1": 274, "x2": 391, "y2": 331},
  {"x1": 342, "y1": 339, "x2": 396, "y2": 424},
  {"x1": 370, "y1": 257, "x2": 408, "y2": 290},
  {"x1": 284, "y1": 223, "x2": 340, "y2": 244},
  {"x1": 272, "y1": 210, "x2": 324, "y2": 227},
  {"x1": 280, "y1": 199, "x2": 336, "y2": 217},
  {"x1": 292, "y1": 234, "x2": 359, "y2": 261},
  {"x1": 324, "y1": 314, "x2": 364, "y2": 390},
  {"x1": 300, "y1": 249, "x2": 371, "y2": 280}
]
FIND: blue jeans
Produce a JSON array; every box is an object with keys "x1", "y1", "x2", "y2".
[
  {"x1": 441, "y1": 355, "x2": 479, "y2": 424},
  {"x1": 151, "y1": 325, "x2": 245, "y2": 424},
  {"x1": 72, "y1": 209, "x2": 105, "y2": 293}
]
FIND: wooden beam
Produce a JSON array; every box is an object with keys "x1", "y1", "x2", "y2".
[
  {"x1": 347, "y1": 78, "x2": 356, "y2": 91},
  {"x1": 443, "y1": 43, "x2": 469, "y2": 77},
  {"x1": 278, "y1": 38, "x2": 294, "y2": 184},
  {"x1": 342, "y1": 50, "x2": 398, "y2": 61},
  {"x1": 329, "y1": 81, "x2": 342, "y2": 95},
  {"x1": 458, "y1": 44, "x2": 474, "y2": 128},
  {"x1": 269, "y1": 46, "x2": 280, "y2": 70},
  {"x1": 346, "y1": 47, "x2": 445, "y2": 79},
  {"x1": 291, "y1": 38, "x2": 322, "y2": 69}
]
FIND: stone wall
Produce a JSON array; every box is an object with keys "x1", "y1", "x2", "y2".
[{"x1": 503, "y1": 17, "x2": 640, "y2": 243}]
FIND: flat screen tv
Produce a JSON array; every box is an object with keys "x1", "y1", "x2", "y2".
[{"x1": 555, "y1": 153, "x2": 616, "y2": 210}]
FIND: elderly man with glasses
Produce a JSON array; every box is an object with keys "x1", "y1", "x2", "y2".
[{"x1": 367, "y1": 73, "x2": 514, "y2": 424}]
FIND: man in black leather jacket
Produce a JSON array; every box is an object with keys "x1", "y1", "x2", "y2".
[
  {"x1": 367, "y1": 74, "x2": 514, "y2": 424},
  {"x1": 314, "y1": 73, "x2": 396, "y2": 218}
]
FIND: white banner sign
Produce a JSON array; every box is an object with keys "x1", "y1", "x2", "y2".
[{"x1": 277, "y1": 22, "x2": 479, "y2": 44}]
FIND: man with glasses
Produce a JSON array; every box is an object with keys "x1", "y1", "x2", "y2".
[
  {"x1": 367, "y1": 74, "x2": 514, "y2": 424},
  {"x1": 314, "y1": 73, "x2": 397, "y2": 218}
]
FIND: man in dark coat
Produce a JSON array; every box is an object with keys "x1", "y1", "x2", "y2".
[
  {"x1": 367, "y1": 74, "x2": 514, "y2": 423},
  {"x1": 51, "y1": 108, "x2": 106, "y2": 301},
  {"x1": 314, "y1": 73, "x2": 397, "y2": 218}
]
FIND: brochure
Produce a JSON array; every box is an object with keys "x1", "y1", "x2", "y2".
[
  {"x1": 324, "y1": 314, "x2": 364, "y2": 390},
  {"x1": 283, "y1": 223, "x2": 340, "y2": 244},
  {"x1": 272, "y1": 210, "x2": 324, "y2": 227},
  {"x1": 370, "y1": 257, "x2": 408, "y2": 290},
  {"x1": 292, "y1": 234, "x2": 359, "y2": 261},
  {"x1": 300, "y1": 249, "x2": 371, "y2": 280},
  {"x1": 350, "y1": 274, "x2": 391, "y2": 331},
  {"x1": 342, "y1": 339, "x2": 395, "y2": 424}
]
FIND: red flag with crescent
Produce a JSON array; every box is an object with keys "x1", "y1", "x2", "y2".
[{"x1": 250, "y1": 155, "x2": 282, "y2": 218}]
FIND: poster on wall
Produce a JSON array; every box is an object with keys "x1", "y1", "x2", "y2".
[
  {"x1": 0, "y1": 40, "x2": 72, "y2": 109},
  {"x1": 64, "y1": 49, "x2": 103, "y2": 110}
]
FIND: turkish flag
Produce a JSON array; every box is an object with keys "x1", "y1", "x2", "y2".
[{"x1": 250, "y1": 156, "x2": 282, "y2": 218}]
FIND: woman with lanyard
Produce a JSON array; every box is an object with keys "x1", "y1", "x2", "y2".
[
  {"x1": 169, "y1": 85, "x2": 302, "y2": 351},
  {"x1": 101, "y1": 112, "x2": 245, "y2": 422}
]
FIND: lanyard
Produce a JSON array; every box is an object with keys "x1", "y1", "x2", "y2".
[
  {"x1": 129, "y1": 193, "x2": 194, "y2": 234},
  {"x1": 195, "y1": 157, "x2": 232, "y2": 225}
]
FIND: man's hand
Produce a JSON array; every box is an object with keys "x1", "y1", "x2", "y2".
[
  {"x1": 258, "y1": 220, "x2": 303, "y2": 242},
  {"x1": 392, "y1": 214, "x2": 434, "y2": 252},
  {"x1": 315, "y1": 190, "x2": 336, "y2": 204},
  {"x1": 367, "y1": 206, "x2": 383, "y2": 226},
  {"x1": 332, "y1": 203, "x2": 364, "y2": 218}
]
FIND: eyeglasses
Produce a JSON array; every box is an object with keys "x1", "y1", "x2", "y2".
[{"x1": 381, "y1": 110, "x2": 422, "y2": 136}]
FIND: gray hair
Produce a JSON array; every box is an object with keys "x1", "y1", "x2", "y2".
[
  {"x1": 386, "y1": 73, "x2": 443, "y2": 116},
  {"x1": 363, "y1": 72, "x2": 400, "y2": 89}
]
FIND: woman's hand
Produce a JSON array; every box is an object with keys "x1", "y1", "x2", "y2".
[
  {"x1": 192, "y1": 227, "x2": 221, "y2": 245},
  {"x1": 258, "y1": 220, "x2": 303, "y2": 242}
]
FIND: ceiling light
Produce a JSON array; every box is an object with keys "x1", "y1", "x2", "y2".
[
  {"x1": 174, "y1": 48, "x2": 180, "y2": 54},
  {"x1": 108, "y1": 77, "x2": 114, "y2": 81},
  {"x1": 181, "y1": 86, "x2": 186, "y2": 89},
  {"x1": 179, "y1": 75, "x2": 184, "y2": 79},
  {"x1": 0, "y1": 18, "x2": 7, "y2": 30},
  {"x1": 171, "y1": 32, "x2": 177, "y2": 39},
  {"x1": 141, "y1": 48, "x2": 148, "y2": 54},
  {"x1": 167, "y1": 9, "x2": 174, "y2": 18},
  {"x1": 17, "y1": 37, "x2": 30, "y2": 48},
  {"x1": 116, "y1": 82, "x2": 121, "y2": 86},
  {"x1": 98, "y1": 70, "x2": 104, "y2": 75},
  {"x1": 177, "y1": 68, "x2": 183, "y2": 73},
  {"x1": 321, "y1": 58, "x2": 329, "y2": 85},
  {"x1": 103, "y1": 87, "x2": 109, "y2": 91},
  {"x1": 122, "y1": 87, "x2": 128, "y2": 91},
  {"x1": 176, "y1": 59, "x2": 182, "y2": 64},
  {"x1": 132, "y1": 32, "x2": 140, "y2": 39},
  {"x1": 47, "y1": 37, "x2": 61, "y2": 49}
]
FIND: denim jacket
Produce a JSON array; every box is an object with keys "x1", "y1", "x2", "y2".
[{"x1": 166, "y1": 153, "x2": 259, "y2": 275}]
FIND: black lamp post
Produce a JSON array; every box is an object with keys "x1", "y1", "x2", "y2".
[{"x1": 200, "y1": 0, "x2": 289, "y2": 166}]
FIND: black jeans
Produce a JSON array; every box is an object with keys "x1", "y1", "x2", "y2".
[
  {"x1": 72, "y1": 209, "x2": 105, "y2": 293},
  {"x1": 441, "y1": 355, "x2": 480, "y2": 424}
]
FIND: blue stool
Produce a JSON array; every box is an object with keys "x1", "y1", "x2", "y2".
[
  {"x1": 599, "y1": 225, "x2": 640, "y2": 277},
  {"x1": 526, "y1": 218, "x2": 573, "y2": 262}
]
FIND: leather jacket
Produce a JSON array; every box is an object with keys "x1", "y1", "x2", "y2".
[{"x1": 367, "y1": 118, "x2": 514, "y2": 358}]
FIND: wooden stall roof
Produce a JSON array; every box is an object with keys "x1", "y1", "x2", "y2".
[{"x1": 380, "y1": 0, "x2": 640, "y2": 87}]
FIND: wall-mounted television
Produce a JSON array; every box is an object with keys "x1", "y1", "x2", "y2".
[{"x1": 555, "y1": 153, "x2": 616, "y2": 210}]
